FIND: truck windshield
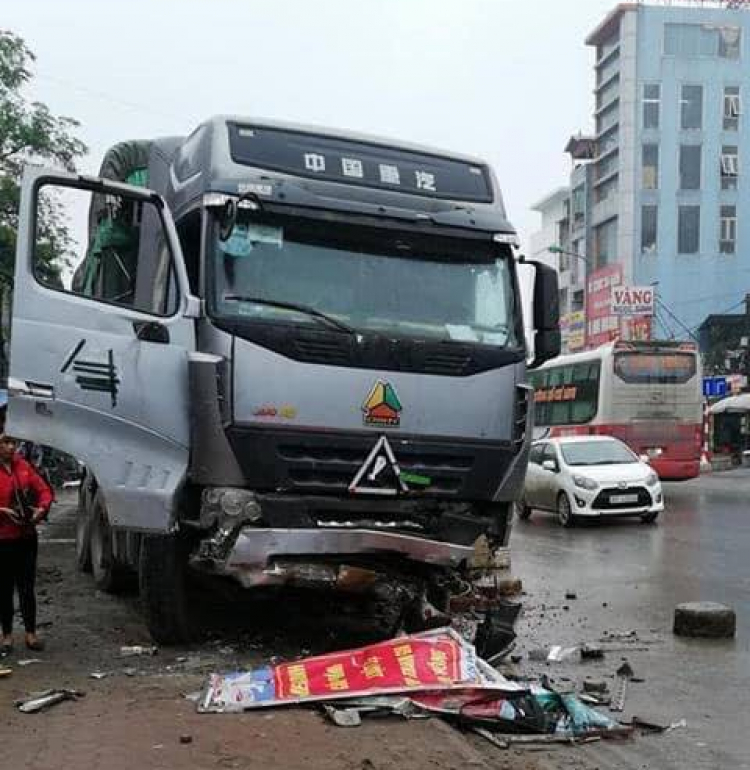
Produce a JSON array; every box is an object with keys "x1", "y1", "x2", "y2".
[{"x1": 209, "y1": 213, "x2": 518, "y2": 347}]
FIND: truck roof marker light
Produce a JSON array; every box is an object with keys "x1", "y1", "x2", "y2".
[{"x1": 493, "y1": 233, "x2": 520, "y2": 247}]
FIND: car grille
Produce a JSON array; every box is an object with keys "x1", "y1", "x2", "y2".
[{"x1": 592, "y1": 486, "x2": 652, "y2": 510}]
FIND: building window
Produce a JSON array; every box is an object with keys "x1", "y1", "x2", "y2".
[
  {"x1": 724, "y1": 86, "x2": 741, "y2": 131},
  {"x1": 720, "y1": 205, "x2": 737, "y2": 254},
  {"x1": 572, "y1": 289, "x2": 585, "y2": 312},
  {"x1": 641, "y1": 205, "x2": 658, "y2": 254},
  {"x1": 665, "y1": 23, "x2": 741, "y2": 59},
  {"x1": 681, "y1": 85, "x2": 703, "y2": 130},
  {"x1": 678, "y1": 205, "x2": 700, "y2": 254},
  {"x1": 571, "y1": 185, "x2": 585, "y2": 224},
  {"x1": 643, "y1": 84, "x2": 660, "y2": 129},
  {"x1": 679, "y1": 144, "x2": 701, "y2": 190},
  {"x1": 721, "y1": 145, "x2": 739, "y2": 190},
  {"x1": 594, "y1": 218, "x2": 617, "y2": 268},
  {"x1": 642, "y1": 144, "x2": 659, "y2": 189},
  {"x1": 559, "y1": 287, "x2": 569, "y2": 314}
]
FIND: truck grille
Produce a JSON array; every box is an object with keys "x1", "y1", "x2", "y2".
[
  {"x1": 279, "y1": 442, "x2": 472, "y2": 495},
  {"x1": 226, "y1": 427, "x2": 515, "y2": 500},
  {"x1": 592, "y1": 486, "x2": 652, "y2": 510}
]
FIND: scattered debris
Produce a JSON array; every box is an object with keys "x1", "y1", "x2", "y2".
[
  {"x1": 184, "y1": 691, "x2": 202, "y2": 702},
  {"x1": 0, "y1": 667, "x2": 12, "y2": 678},
  {"x1": 673, "y1": 602, "x2": 736, "y2": 639},
  {"x1": 197, "y1": 628, "x2": 631, "y2": 744},
  {"x1": 16, "y1": 689, "x2": 84, "y2": 714},
  {"x1": 122, "y1": 667, "x2": 138, "y2": 677},
  {"x1": 324, "y1": 705, "x2": 362, "y2": 727},
  {"x1": 667, "y1": 718, "x2": 688, "y2": 732},
  {"x1": 529, "y1": 645, "x2": 578, "y2": 663},
  {"x1": 611, "y1": 662, "x2": 634, "y2": 713},
  {"x1": 582, "y1": 680, "x2": 608, "y2": 694},
  {"x1": 179, "y1": 734, "x2": 193, "y2": 745},
  {"x1": 16, "y1": 659, "x2": 44, "y2": 667},
  {"x1": 120, "y1": 645, "x2": 158, "y2": 657},
  {"x1": 89, "y1": 672, "x2": 108, "y2": 680},
  {"x1": 580, "y1": 644, "x2": 604, "y2": 661},
  {"x1": 510, "y1": 654, "x2": 523, "y2": 664},
  {"x1": 631, "y1": 716, "x2": 669, "y2": 733},
  {"x1": 565, "y1": 591, "x2": 578, "y2": 600}
]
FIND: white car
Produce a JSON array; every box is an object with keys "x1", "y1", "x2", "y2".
[{"x1": 520, "y1": 436, "x2": 664, "y2": 527}]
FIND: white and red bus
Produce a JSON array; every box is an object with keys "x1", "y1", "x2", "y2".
[{"x1": 528, "y1": 341, "x2": 702, "y2": 480}]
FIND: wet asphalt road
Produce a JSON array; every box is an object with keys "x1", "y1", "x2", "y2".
[{"x1": 510, "y1": 468, "x2": 750, "y2": 769}]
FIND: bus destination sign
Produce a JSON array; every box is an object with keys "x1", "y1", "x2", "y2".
[{"x1": 228, "y1": 124, "x2": 493, "y2": 203}]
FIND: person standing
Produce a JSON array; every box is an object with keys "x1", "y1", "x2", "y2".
[{"x1": 0, "y1": 429, "x2": 53, "y2": 653}]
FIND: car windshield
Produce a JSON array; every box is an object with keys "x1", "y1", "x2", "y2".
[
  {"x1": 560, "y1": 441, "x2": 637, "y2": 466},
  {"x1": 210, "y1": 212, "x2": 518, "y2": 347}
]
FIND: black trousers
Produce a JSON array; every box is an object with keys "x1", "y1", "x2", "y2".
[{"x1": 0, "y1": 536, "x2": 38, "y2": 635}]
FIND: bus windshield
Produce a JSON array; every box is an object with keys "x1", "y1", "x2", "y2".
[
  {"x1": 614, "y1": 352, "x2": 697, "y2": 384},
  {"x1": 210, "y1": 213, "x2": 519, "y2": 348}
]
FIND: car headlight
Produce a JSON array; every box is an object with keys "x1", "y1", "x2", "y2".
[
  {"x1": 646, "y1": 472, "x2": 659, "y2": 487},
  {"x1": 573, "y1": 475, "x2": 598, "y2": 491}
]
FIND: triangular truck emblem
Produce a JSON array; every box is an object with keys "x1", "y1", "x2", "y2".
[{"x1": 348, "y1": 436, "x2": 409, "y2": 496}]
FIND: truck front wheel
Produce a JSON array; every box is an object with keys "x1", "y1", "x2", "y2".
[
  {"x1": 89, "y1": 492, "x2": 129, "y2": 592},
  {"x1": 139, "y1": 533, "x2": 194, "y2": 645}
]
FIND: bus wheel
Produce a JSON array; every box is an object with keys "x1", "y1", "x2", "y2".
[
  {"x1": 140, "y1": 533, "x2": 194, "y2": 645},
  {"x1": 640, "y1": 511, "x2": 660, "y2": 524},
  {"x1": 557, "y1": 493, "x2": 577, "y2": 528},
  {"x1": 89, "y1": 492, "x2": 129, "y2": 593}
]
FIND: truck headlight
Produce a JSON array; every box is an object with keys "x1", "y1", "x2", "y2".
[
  {"x1": 646, "y1": 472, "x2": 659, "y2": 487},
  {"x1": 573, "y1": 475, "x2": 597, "y2": 491}
]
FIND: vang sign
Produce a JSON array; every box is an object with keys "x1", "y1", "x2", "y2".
[{"x1": 611, "y1": 285, "x2": 654, "y2": 317}]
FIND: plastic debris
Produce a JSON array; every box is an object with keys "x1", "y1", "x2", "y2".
[
  {"x1": 197, "y1": 628, "x2": 627, "y2": 742},
  {"x1": 582, "y1": 680, "x2": 608, "y2": 694},
  {"x1": 580, "y1": 644, "x2": 604, "y2": 661},
  {"x1": 120, "y1": 645, "x2": 158, "y2": 657},
  {"x1": 324, "y1": 705, "x2": 362, "y2": 727},
  {"x1": 0, "y1": 667, "x2": 12, "y2": 678},
  {"x1": 611, "y1": 662, "x2": 634, "y2": 712},
  {"x1": 529, "y1": 645, "x2": 578, "y2": 663},
  {"x1": 17, "y1": 659, "x2": 44, "y2": 667},
  {"x1": 16, "y1": 689, "x2": 83, "y2": 714},
  {"x1": 89, "y1": 672, "x2": 108, "y2": 680}
]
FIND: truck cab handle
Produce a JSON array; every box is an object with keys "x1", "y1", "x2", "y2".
[{"x1": 133, "y1": 321, "x2": 170, "y2": 344}]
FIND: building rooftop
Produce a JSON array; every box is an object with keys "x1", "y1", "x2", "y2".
[
  {"x1": 565, "y1": 134, "x2": 597, "y2": 161},
  {"x1": 530, "y1": 186, "x2": 569, "y2": 213},
  {"x1": 586, "y1": 3, "x2": 638, "y2": 46}
]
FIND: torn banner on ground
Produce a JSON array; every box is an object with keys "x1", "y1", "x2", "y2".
[{"x1": 198, "y1": 628, "x2": 523, "y2": 714}]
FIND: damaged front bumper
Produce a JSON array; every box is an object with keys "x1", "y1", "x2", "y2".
[{"x1": 198, "y1": 527, "x2": 484, "y2": 588}]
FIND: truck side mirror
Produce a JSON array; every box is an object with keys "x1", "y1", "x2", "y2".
[{"x1": 526, "y1": 260, "x2": 561, "y2": 369}]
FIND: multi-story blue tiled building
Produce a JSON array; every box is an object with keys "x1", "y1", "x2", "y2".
[{"x1": 533, "y1": 1, "x2": 750, "y2": 343}]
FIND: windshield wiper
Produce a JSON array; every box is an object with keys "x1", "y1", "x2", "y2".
[{"x1": 223, "y1": 295, "x2": 356, "y2": 335}]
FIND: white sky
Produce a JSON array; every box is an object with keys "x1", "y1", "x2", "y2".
[{"x1": 4, "y1": 0, "x2": 618, "y2": 247}]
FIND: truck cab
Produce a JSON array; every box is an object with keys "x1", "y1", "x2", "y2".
[{"x1": 8, "y1": 117, "x2": 559, "y2": 645}]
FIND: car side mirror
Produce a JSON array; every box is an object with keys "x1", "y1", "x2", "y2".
[
  {"x1": 524, "y1": 260, "x2": 561, "y2": 369},
  {"x1": 542, "y1": 459, "x2": 558, "y2": 473}
]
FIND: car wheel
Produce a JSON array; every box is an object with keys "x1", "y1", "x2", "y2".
[
  {"x1": 516, "y1": 498, "x2": 532, "y2": 520},
  {"x1": 640, "y1": 511, "x2": 660, "y2": 524},
  {"x1": 557, "y1": 492, "x2": 576, "y2": 528}
]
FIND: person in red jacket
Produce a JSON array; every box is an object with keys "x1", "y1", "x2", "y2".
[{"x1": 0, "y1": 428, "x2": 53, "y2": 654}]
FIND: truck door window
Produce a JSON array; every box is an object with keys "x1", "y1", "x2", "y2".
[{"x1": 34, "y1": 181, "x2": 179, "y2": 317}]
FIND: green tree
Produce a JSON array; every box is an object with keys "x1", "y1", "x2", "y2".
[{"x1": 0, "y1": 29, "x2": 87, "y2": 376}]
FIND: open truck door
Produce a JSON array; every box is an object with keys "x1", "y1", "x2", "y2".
[{"x1": 8, "y1": 167, "x2": 198, "y2": 533}]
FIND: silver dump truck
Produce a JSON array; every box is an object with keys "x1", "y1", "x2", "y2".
[{"x1": 8, "y1": 117, "x2": 559, "y2": 646}]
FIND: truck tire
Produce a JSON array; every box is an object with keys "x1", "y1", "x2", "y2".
[
  {"x1": 89, "y1": 492, "x2": 129, "y2": 593},
  {"x1": 139, "y1": 533, "x2": 194, "y2": 645},
  {"x1": 75, "y1": 492, "x2": 93, "y2": 573}
]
